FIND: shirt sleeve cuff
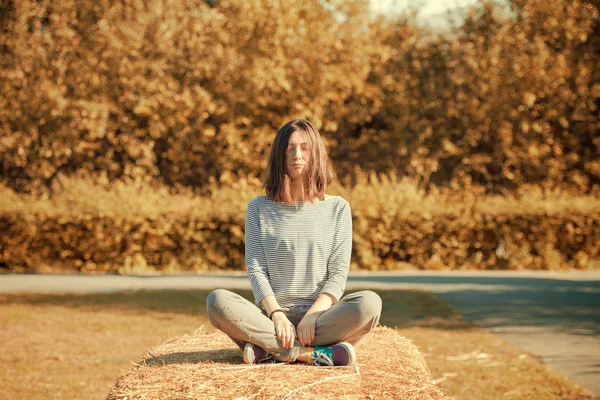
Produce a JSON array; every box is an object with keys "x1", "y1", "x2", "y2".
[
  {"x1": 250, "y1": 279, "x2": 275, "y2": 305},
  {"x1": 253, "y1": 289, "x2": 275, "y2": 305},
  {"x1": 321, "y1": 284, "x2": 344, "y2": 302}
]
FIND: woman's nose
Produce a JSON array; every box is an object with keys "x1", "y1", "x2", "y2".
[{"x1": 293, "y1": 146, "x2": 303, "y2": 160}]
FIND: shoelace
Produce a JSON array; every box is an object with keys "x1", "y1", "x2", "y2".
[
  {"x1": 258, "y1": 353, "x2": 275, "y2": 364},
  {"x1": 312, "y1": 352, "x2": 334, "y2": 366}
]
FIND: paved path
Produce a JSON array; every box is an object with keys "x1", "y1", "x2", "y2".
[
  {"x1": 1, "y1": 271, "x2": 599, "y2": 395},
  {"x1": 346, "y1": 271, "x2": 600, "y2": 396}
]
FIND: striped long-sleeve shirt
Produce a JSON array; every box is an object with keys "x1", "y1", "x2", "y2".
[{"x1": 245, "y1": 195, "x2": 352, "y2": 308}]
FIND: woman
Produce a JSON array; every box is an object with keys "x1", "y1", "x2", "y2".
[{"x1": 206, "y1": 119, "x2": 382, "y2": 366}]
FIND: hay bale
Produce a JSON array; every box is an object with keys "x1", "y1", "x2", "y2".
[{"x1": 106, "y1": 326, "x2": 448, "y2": 400}]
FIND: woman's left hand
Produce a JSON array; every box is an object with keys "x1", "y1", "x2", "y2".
[{"x1": 296, "y1": 312, "x2": 321, "y2": 347}]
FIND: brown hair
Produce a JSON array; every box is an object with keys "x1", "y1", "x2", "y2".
[{"x1": 263, "y1": 119, "x2": 333, "y2": 205}]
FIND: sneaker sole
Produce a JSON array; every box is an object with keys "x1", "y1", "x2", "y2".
[
  {"x1": 338, "y1": 342, "x2": 357, "y2": 366},
  {"x1": 243, "y1": 343, "x2": 254, "y2": 364}
]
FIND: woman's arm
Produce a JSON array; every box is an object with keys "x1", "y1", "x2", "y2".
[
  {"x1": 297, "y1": 201, "x2": 352, "y2": 347},
  {"x1": 246, "y1": 200, "x2": 296, "y2": 348},
  {"x1": 245, "y1": 200, "x2": 275, "y2": 303},
  {"x1": 305, "y1": 292, "x2": 334, "y2": 315},
  {"x1": 321, "y1": 201, "x2": 352, "y2": 301},
  {"x1": 260, "y1": 295, "x2": 296, "y2": 349},
  {"x1": 296, "y1": 292, "x2": 335, "y2": 347},
  {"x1": 259, "y1": 295, "x2": 283, "y2": 317}
]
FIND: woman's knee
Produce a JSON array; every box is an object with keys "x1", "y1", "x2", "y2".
[
  {"x1": 206, "y1": 289, "x2": 233, "y2": 318},
  {"x1": 356, "y1": 290, "x2": 382, "y2": 321}
]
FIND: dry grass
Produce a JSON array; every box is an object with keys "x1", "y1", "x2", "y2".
[
  {"x1": 0, "y1": 289, "x2": 596, "y2": 400},
  {"x1": 0, "y1": 175, "x2": 253, "y2": 219},
  {"x1": 0, "y1": 296, "x2": 200, "y2": 400},
  {"x1": 3, "y1": 176, "x2": 598, "y2": 273},
  {"x1": 2, "y1": 176, "x2": 599, "y2": 219},
  {"x1": 404, "y1": 327, "x2": 596, "y2": 400}
]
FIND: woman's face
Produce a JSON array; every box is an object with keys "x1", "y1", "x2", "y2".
[{"x1": 285, "y1": 130, "x2": 311, "y2": 181}]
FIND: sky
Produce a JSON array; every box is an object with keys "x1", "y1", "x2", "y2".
[
  {"x1": 369, "y1": 0, "x2": 482, "y2": 30},
  {"x1": 370, "y1": 0, "x2": 479, "y2": 16}
]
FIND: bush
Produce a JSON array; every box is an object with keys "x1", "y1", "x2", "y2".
[{"x1": 1, "y1": 176, "x2": 598, "y2": 272}]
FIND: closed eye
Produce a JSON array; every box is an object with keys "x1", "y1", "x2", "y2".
[{"x1": 287, "y1": 144, "x2": 310, "y2": 151}]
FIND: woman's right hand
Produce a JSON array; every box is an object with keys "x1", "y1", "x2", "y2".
[{"x1": 271, "y1": 312, "x2": 296, "y2": 349}]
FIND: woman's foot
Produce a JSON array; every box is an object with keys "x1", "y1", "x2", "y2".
[
  {"x1": 243, "y1": 343, "x2": 276, "y2": 364},
  {"x1": 312, "y1": 342, "x2": 356, "y2": 366}
]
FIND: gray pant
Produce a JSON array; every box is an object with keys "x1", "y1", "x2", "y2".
[{"x1": 206, "y1": 289, "x2": 382, "y2": 362}]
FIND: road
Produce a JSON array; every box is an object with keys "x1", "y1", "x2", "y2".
[{"x1": 1, "y1": 270, "x2": 599, "y2": 395}]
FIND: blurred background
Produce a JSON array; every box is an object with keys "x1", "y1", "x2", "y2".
[{"x1": 1, "y1": 0, "x2": 599, "y2": 274}]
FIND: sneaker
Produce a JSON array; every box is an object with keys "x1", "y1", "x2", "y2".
[
  {"x1": 243, "y1": 343, "x2": 276, "y2": 364},
  {"x1": 312, "y1": 342, "x2": 356, "y2": 366}
]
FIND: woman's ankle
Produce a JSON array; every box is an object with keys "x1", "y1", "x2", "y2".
[{"x1": 295, "y1": 346, "x2": 314, "y2": 363}]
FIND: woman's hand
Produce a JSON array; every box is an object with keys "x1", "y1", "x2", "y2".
[
  {"x1": 296, "y1": 312, "x2": 321, "y2": 347},
  {"x1": 271, "y1": 312, "x2": 296, "y2": 349}
]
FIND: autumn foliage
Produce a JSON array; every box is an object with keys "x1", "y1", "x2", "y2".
[{"x1": 0, "y1": 0, "x2": 598, "y2": 272}]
